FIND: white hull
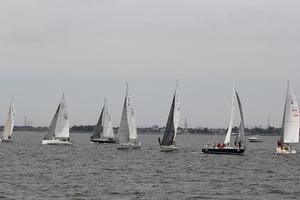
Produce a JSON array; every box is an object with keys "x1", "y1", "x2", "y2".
[
  {"x1": 276, "y1": 147, "x2": 296, "y2": 154},
  {"x1": 0, "y1": 138, "x2": 12, "y2": 143},
  {"x1": 248, "y1": 137, "x2": 263, "y2": 143},
  {"x1": 160, "y1": 145, "x2": 179, "y2": 152},
  {"x1": 42, "y1": 139, "x2": 72, "y2": 145},
  {"x1": 117, "y1": 142, "x2": 141, "y2": 149}
]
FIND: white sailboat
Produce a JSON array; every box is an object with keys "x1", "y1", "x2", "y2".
[
  {"x1": 276, "y1": 81, "x2": 299, "y2": 154},
  {"x1": 158, "y1": 83, "x2": 180, "y2": 152},
  {"x1": 90, "y1": 98, "x2": 116, "y2": 143},
  {"x1": 202, "y1": 82, "x2": 246, "y2": 154},
  {"x1": 42, "y1": 94, "x2": 71, "y2": 145},
  {"x1": 117, "y1": 84, "x2": 141, "y2": 149},
  {"x1": 1, "y1": 99, "x2": 15, "y2": 142}
]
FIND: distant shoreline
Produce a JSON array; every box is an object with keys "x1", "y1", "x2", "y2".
[{"x1": 6, "y1": 125, "x2": 282, "y2": 136}]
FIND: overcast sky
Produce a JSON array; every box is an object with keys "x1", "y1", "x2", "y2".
[{"x1": 0, "y1": 0, "x2": 300, "y2": 128}]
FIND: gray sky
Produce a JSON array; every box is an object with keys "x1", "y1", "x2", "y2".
[{"x1": 0, "y1": 0, "x2": 300, "y2": 128}]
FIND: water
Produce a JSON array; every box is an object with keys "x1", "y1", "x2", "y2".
[{"x1": 1, "y1": 132, "x2": 300, "y2": 200}]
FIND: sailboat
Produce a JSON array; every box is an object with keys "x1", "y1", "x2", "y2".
[
  {"x1": 90, "y1": 98, "x2": 116, "y2": 143},
  {"x1": 42, "y1": 94, "x2": 71, "y2": 145},
  {"x1": 117, "y1": 84, "x2": 141, "y2": 149},
  {"x1": 1, "y1": 99, "x2": 15, "y2": 142},
  {"x1": 276, "y1": 81, "x2": 299, "y2": 154},
  {"x1": 202, "y1": 82, "x2": 246, "y2": 154},
  {"x1": 158, "y1": 83, "x2": 180, "y2": 152}
]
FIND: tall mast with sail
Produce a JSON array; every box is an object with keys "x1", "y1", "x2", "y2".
[
  {"x1": 224, "y1": 81, "x2": 236, "y2": 145},
  {"x1": 1, "y1": 98, "x2": 15, "y2": 142},
  {"x1": 91, "y1": 98, "x2": 116, "y2": 143},
  {"x1": 159, "y1": 82, "x2": 181, "y2": 152},
  {"x1": 202, "y1": 81, "x2": 245, "y2": 154},
  {"x1": 277, "y1": 81, "x2": 299, "y2": 154},
  {"x1": 42, "y1": 94, "x2": 71, "y2": 145},
  {"x1": 117, "y1": 83, "x2": 140, "y2": 149}
]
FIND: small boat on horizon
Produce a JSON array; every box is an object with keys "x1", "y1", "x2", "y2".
[
  {"x1": 248, "y1": 135, "x2": 263, "y2": 143},
  {"x1": 90, "y1": 98, "x2": 116, "y2": 143},
  {"x1": 276, "y1": 81, "x2": 299, "y2": 154},
  {"x1": 158, "y1": 82, "x2": 180, "y2": 152},
  {"x1": 116, "y1": 83, "x2": 141, "y2": 149},
  {"x1": 1, "y1": 98, "x2": 15, "y2": 143},
  {"x1": 202, "y1": 81, "x2": 246, "y2": 155},
  {"x1": 42, "y1": 94, "x2": 71, "y2": 145}
]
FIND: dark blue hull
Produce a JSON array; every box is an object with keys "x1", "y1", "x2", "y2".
[{"x1": 202, "y1": 147, "x2": 245, "y2": 155}]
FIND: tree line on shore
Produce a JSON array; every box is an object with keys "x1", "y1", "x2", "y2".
[{"x1": 0, "y1": 125, "x2": 282, "y2": 135}]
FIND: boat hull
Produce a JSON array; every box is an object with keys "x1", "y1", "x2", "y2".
[
  {"x1": 248, "y1": 139, "x2": 263, "y2": 143},
  {"x1": 117, "y1": 142, "x2": 141, "y2": 149},
  {"x1": 0, "y1": 138, "x2": 12, "y2": 143},
  {"x1": 202, "y1": 147, "x2": 245, "y2": 155},
  {"x1": 42, "y1": 139, "x2": 72, "y2": 145},
  {"x1": 276, "y1": 147, "x2": 296, "y2": 154},
  {"x1": 90, "y1": 138, "x2": 116, "y2": 144},
  {"x1": 160, "y1": 145, "x2": 179, "y2": 152}
]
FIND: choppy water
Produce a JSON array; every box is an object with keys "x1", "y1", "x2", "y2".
[{"x1": 0, "y1": 132, "x2": 300, "y2": 200}]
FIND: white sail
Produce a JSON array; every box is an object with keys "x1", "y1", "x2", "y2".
[
  {"x1": 224, "y1": 84, "x2": 235, "y2": 145},
  {"x1": 2, "y1": 100, "x2": 15, "y2": 139},
  {"x1": 282, "y1": 81, "x2": 299, "y2": 143},
  {"x1": 127, "y1": 96, "x2": 137, "y2": 140},
  {"x1": 102, "y1": 99, "x2": 115, "y2": 139},
  {"x1": 54, "y1": 94, "x2": 69, "y2": 138},
  {"x1": 118, "y1": 84, "x2": 138, "y2": 143},
  {"x1": 172, "y1": 91, "x2": 180, "y2": 142}
]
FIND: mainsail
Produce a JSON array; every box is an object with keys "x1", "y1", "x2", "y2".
[
  {"x1": 43, "y1": 95, "x2": 69, "y2": 140},
  {"x1": 282, "y1": 81, "x2": 299, "y2": 143},
  {"x1": 224, "y1": 84, "x2": 236, "y2": 145},
  {"x1": 91, "y1": 99, "x2": 114, "y2": 140},
  {"x1": 161, "y1": 89, "x2": 180, "y2": 146},
  {"x1": 2, "y1": 100, "x2": 15, "y2": 139},
  {"x1": 118, "y1": 84, "x2": 138, "y2": 144},
  {"x1": 235, "y1": 90, "x2": 245, "y2": 143}
]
